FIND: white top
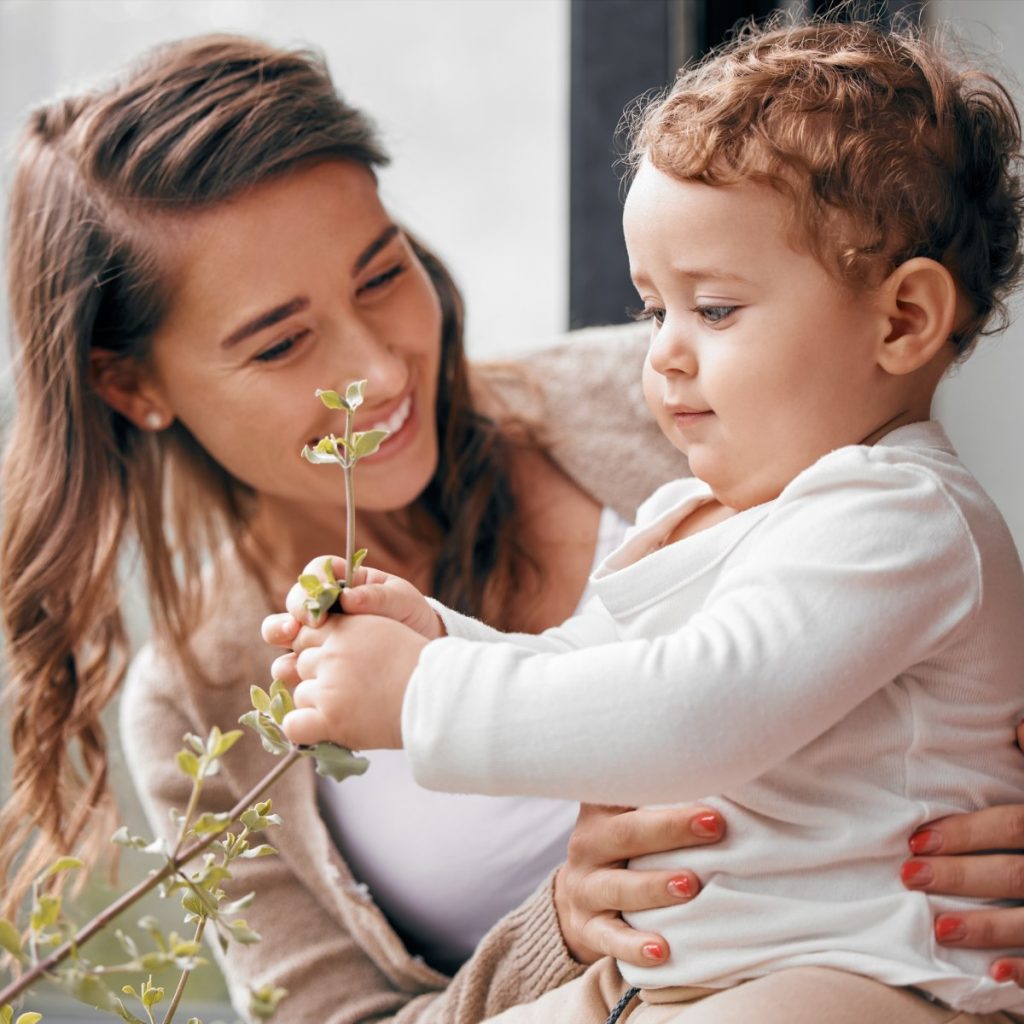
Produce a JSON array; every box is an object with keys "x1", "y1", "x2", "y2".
[
  {"x1": 318, "y1": 505, "x2": 630, "y2": 973},
  {"x1": 404, "y1": 422, "x2": 1024, "y2": 1014}
]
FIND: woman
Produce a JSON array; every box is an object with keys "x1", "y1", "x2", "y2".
[{"x1": 1, "y1": 34, "x2": 1021, "y2": 1024}]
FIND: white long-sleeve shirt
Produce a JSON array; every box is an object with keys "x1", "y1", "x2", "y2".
[{"x1": 402, "y1": 421, "x2": 1024, "y2": 1014}]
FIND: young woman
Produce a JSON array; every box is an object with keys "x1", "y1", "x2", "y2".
[{"x1": 1, "y1": 33, "x2": 1022, "y2": 1024}]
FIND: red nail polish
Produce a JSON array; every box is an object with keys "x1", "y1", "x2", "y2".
[
  {"x1": 900, "y1": 860, "x2": 933, "y2": 887},
  {"x1": 935, "y1": 917, "x2": 965, "y2": 942},
  {"x1": 692, "y1": 813, "x2": 721, "y2": 838},
  {"x1": 667, "y1": 876, "x2": 693, "y2": 898},
  {"x1": 642, "y1": 942, "x2": 665, "y2": 961},
  {"x1": 908, "y1": 829, "x2": 941, "y2": 855},
  {"x1": 994, "y1": 963, "x2": 1019, "y2": 984}
]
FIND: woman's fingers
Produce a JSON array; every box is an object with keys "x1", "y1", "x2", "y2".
[
  {"x1": 933, "y1": 906, "x2": 1024, "y2": 951},
  {"x1": 910, "y1": 805, "x2": 1024, "y2": 857},
  {"x1": 577, "y1": 913, "x2": 672, "y2": 969},
  {"x1": 578, "y1": 866, "x2": 701, "y2": 913},
  {"x1": 902, "y1": 852, "x2": 1024, "y2": 900},
  {"x1": 569, "y1": 804, "x2": 724, "y2": 865},
  {"x1": 989, "y1": 957, "x2": 1024, "y2": 987}
]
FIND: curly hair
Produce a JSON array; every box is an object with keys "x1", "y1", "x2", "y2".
[{"x1": 627, "y1": 16, "x2": 1024, "y2": 354}]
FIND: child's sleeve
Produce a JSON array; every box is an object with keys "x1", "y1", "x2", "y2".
[{"x1": 402, "y1": 456, "x2": 997, "y2": 806}]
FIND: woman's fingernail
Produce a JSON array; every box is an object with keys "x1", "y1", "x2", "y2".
[
  {"x1": 642, "y1": 942, "x2": 666, "y2": 961},
  {"x1": 900, "y1": 860, "x2": 934, "y2": 887},
  {"x1": 691, "y1": 813, "x2": 721, "y2": 838},
  {"x1": 908, "y1": 829, "x2": 941, "y2": 855},
  {"x1": 993, "y1": 962, "x2": 1019, "y2": 984},
  {"x1": 935, "y1": 916, "x2": 966, "y2": 943},
  {"x1": 667, "y1": 876, "x2": 693, "y2": 899}
]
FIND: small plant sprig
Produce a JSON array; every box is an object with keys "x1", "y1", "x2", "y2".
[
  {"x1": 0, "y1": 710, "x2": 365, "y2": 1021},
  {"x1": 1, "y1": 381, "x2": 381, "y2": 1022},
  {"x1": 300, "y1": 380, "x2": 388, "y2": 615}
]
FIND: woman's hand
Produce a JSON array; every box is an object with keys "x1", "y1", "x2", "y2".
[
  {"x1": 901, "y1": 721, "x2": 1024, "y2": 986},
  {"x1": 554, "y1": 803, "x2": 725, "y2": 968}
]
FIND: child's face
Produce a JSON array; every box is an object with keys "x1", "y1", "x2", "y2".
[{"x1": 625, "y1": 161, "x2": 894, "y2": 510}]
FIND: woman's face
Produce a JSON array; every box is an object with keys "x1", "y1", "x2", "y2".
[{"x1": 146, "y1": 160, "x2": 443, "y2": 515}]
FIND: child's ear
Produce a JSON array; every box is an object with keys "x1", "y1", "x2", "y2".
[
  {"x1": 875, "y1": 257, "x2": 958, "y2": 376},
  {"x1": 89, "y1": 349, "x2": 173, "y2": 431}
]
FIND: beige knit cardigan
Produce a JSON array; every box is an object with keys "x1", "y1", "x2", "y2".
[{"x1": 120, "y1": 323, "x2": 687, "y2": 1024}]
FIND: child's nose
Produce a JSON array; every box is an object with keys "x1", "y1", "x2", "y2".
[{"x1": 648, "y1": 320, "x2": 698, "y2": 376}]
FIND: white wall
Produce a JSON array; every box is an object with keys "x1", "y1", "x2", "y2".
[
  {"x1": 931, "y1": 0, "x2": 1024, "y2": 556},
  {"x1": 0, "y1": 0, "x2": 570, "y2": 364}
]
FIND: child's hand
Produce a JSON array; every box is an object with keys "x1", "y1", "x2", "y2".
[
  {"x1": 273, "y1": 611, "x2": 429, "y2": 750},
  {"x1": 283, "y1": 554, "x2": 444, "y2": 639}
]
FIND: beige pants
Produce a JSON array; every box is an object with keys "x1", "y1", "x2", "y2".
[{"x1": 485, "y1": 958, "x2": 1020, "y2": 1024}]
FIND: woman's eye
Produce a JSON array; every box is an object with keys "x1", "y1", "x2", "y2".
[
  {"x1": 253, "y1": 331, "x2": 308, "y2": 363},
  {"x1": 695, "y1": 305, "x2": 736, "y2": 324},
  {"x1": 359, "y1": 263, "x2": 406, "y2": 295}
]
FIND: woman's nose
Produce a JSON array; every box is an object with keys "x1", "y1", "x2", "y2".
[
  {"x1": 648, "y1": 319, "x2": 697, "y2": 377},
  {"x1": 332, "y1": 323, "x2": 408, "y2": 400}
]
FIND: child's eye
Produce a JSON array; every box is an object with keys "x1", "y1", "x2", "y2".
[
  {"x1": 253, "y1": 330, "x2": 309, "y2": 363},
  {"x1": 358, "y1": 263, "x2": 407, "y2": 296},
  {"x1": 695, "y1": 305, "x2": 736, "y2": 324},
  {"x1": 628, "y1": 305, "x2": 665, "y2": 326}
]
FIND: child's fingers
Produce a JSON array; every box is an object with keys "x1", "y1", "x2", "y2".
[
  {"x1": 281, "y1": 706, "x2": 332, "y2": 746},
  {"x1": 261, "y1": 612, "x2": 300, "y2": 647},
  {"x1": 340, "y1": 580, "x2": 402, "y2": 617},
  {"x1": 270, "y1": 651, "x2": 300, "y2": 685}
]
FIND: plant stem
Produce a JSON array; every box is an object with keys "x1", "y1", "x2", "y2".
[
  {"x1": 159, "y1": 917, "x2": 206, "y2": 1024},
  {"x1": 344, "y1": 408, "x2": 355, "y2": 589},
  {"x1": 0, "y1": 747, "x2": 301, "y2": 1007}
]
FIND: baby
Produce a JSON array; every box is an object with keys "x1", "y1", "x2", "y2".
[{"x1": 265, "y1": 17, "x2": 1024, "y2": 1023}]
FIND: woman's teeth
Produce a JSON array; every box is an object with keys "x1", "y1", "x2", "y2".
[{"x1": 368, "y1": 394, "x2": 412, "y2": 437}]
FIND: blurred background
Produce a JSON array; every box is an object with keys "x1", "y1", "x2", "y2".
[{"x1": 0, "y1": 0, "x2": 1020, "y2": 1020}]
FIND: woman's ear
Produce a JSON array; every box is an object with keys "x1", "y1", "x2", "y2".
[
  {"x1": 875, "y1": 257, "x2": 959, "y2": 376},
  {"x1": 89, "y1": 349, "x2": 173, "y2": 431}
]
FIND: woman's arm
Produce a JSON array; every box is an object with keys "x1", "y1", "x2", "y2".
[{"x1": 901, "y1": 720, "x2": 1024, "y2": 987}]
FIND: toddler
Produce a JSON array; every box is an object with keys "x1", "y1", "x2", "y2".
[{"x1": 266, "y1": 18, "x2": 1024, "y2": 1023}]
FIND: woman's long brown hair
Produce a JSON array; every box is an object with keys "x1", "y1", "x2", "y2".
[{"x1": 0, "y1": 36, "x2": 534, "y2": 918}]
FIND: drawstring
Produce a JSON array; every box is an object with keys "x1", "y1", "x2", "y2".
[{"x1": 603, "y1": 986, "x2": 640, "y2": 1024}]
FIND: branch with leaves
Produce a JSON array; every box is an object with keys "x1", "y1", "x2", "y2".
[{"x1": 1, "y1": 382, "x2": 387, "y2": 1023}]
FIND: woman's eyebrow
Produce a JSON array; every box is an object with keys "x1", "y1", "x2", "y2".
[
  {"x1": 220, "y1": 297, "x2": 310, "y2": 349},
  {"x1": 352, "y1": 224, "x2": 400, "y2": 274}
]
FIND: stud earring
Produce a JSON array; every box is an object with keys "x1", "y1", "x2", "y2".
[{"x1": 144, "y1": 411, "x2": 166, "y2": 430}]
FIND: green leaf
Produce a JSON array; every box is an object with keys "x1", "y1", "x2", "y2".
[
  {"x1": 269, "y1": 679, "x2": 295, "y2": 716},
  {"x1": 15, "y1": 1014, "x2": 43, "y2": 1024},
  {"x1": 111, "y1": 825, "x2": 146, "y2": 849},
  {"x1": 44, "y1": 856, "x2": 84, "y2": 878},
  {"x1": 141, "y1": 984, "x2": 164, "y2": 1008},
  {"x1": 30, "y1": 894, "x2": 61, "y2": 932},
  {"x1": 352, "y1": 428, "x2": 389, "y2": 459},
  {"x1": 0, "y1": 918, "x2": 23, "y2": 958},
  {"x1": 212, "y1": 728, "x2": 243, "y2": 758},
  {"x1": 176, "y1": 750, "x2": 200, "y2": 779},
  {"x1": 345, "y1": 379, "x2": 366, "y2": 410},
  {"x1": 0, "y1": 1005, "x2": 12, "y2": 1024},
  {"x1": 301, "y1": 443, "x2": 336, "y2": 465},
  {"x1": 190, "y1": 811, "x2": 233, "y2": 835},
  {"x1": 298, "y1": 574, "x2": 323, "y2": 597},
  {"x1": 322, "y1": 557, "x2": 338, "y2": 587},
  {"x1": 239, "y1": 843, "x2": 277, "y2": 859},
  {"x1": 249, "y1": 982, "x2": 288, "y2": 1021},
  {"x1": 311, "y1": 743, "x2": 370, "y2": 782},
  {"x1": 315, "y1": 388, "x2": 346, "y2": 410},
  {"x1": 226, "y1": 919, "x2": 261, "y2": 945},
  {"x1": 249, "y1": 685, "x2": 271, "y2": 713},
  {"x1": 351, "y1": 548, "x2": 368, "y2": 572}
]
